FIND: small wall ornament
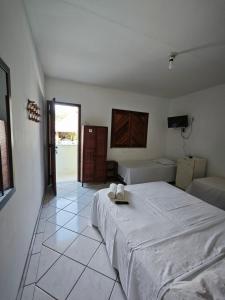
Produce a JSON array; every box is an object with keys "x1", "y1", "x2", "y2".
[{"x1": 27, "y1": 99, "x2": 41, "y2": 122}]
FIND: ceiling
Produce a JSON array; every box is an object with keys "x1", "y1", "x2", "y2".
[{"x1": 24, "y1": 0, "x2": 225, "y2": 98}]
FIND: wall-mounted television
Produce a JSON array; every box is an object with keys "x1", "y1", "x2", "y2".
[{"x1": 168, "y1": 115, "x2": 188, "y2": 128}]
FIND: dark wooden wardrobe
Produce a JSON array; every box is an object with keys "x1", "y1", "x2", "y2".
[{"x1": 81, "y1": 125, "x2": 108, "y2": 185}]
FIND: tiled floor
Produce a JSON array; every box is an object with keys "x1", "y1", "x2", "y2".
[{"x1": 21, "y1": 181, "x2": 127, "y2": 300}]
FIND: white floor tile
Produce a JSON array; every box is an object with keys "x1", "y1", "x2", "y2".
[
  {"x1": 43, "y1": 227, "x2": 78, "y2": 253},
  {"x1": 64, "y1": 190, "x2": 88, "y2": 201},
  {"x1": 22, "y1": 182, "x2": 121, "y2": 300},
  {"x1": 82, "y1": 225, "x2": 103, "y2": 242},
  {"x1": 36, "y1": 246, "x2": 60, "y2": 280},
  {"x1": 42, "y1": 221, "x2": 60, "y2": 242},
  {"x1": 57, "y1": 181, "x2": 76, "y2": 186},
  {"x1": 48, "y1": 198, "x2": 72, "y2": 209},
  {"x1": 84, "y1": 183, "x2": 107, "y2": 191},
  {"x1": 32, "y1": 233, "x2": 43, "y2": 254},
  {"x1": 65, "y1": 235, "x2": 100, "y2": 265},
  {"x1": 78, "y1": 204, "x2": 92, "y2": 218},
  {"x1": 64, "y1": 215, "x2": 89, "y2": 233},
  {"x1": 76, "y1": 194, "x2": 93, "y2": 205},
  {"x1": 110, "y1": 282, "x2": 127, "y2": 300},
  {"x1": 67, "y1": 267, "x2": 114, "y2": 300},
  {"x1": 36, "y1": 219, "x2": 46, "y2": 233},
  {"x1": 57, "y1": 186, "x2": 78, "y2": 196},
  {"x1": 33, "y1": 287, "x2": 54, "y2": 300},
  {"x1": 63, "y1": 201, "x2": 87, "y2": 214},
  {"x1": 21, "y1": 284, "x2": 34, "y2": 300},
  {"x1": 40, "y1": 206, "x2": 60, "y2": 219},
  {"x1": 56, "y1": 191, "x2": 69, "y2": 198},
  {"x1": 48, "y1": 210, "x2": 75, "y2": 226},
  {"x1": 82, "y1": 189, "x2": 95, "y2": 196},
  {"x1": 62, "y1": 193, "x2": 79, "y2": 201},
  {"x1": 25, "y1": 253, "x2": 40, "y2": 285},
  {"x1": 88, "y1": 244, "x2": 117, "y2": 280},
  {"x1": 37, "y1": 256, "x2": 84, "y2": 300},
  {"x1": 85, "y1": 188, "x2": 97, "y2": 195}
]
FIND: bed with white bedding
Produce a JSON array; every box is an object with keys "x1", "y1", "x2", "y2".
[
  {"x1": 91, "y1": 182, "x2": 225, "y2": 300},
  {"x1": 187, "y1": 176, "x2": 225, "y2": 210},
  {"x1": 118, "y1": 158, "x2": 176, "y2": 184}
]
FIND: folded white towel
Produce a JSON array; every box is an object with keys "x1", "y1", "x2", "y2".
[
  {"x1": 116, "y1": 184, "x2": 125, "y2": 201},
  {"x1": 107, "y1": 183, "x2": 117, "y2": 199}
]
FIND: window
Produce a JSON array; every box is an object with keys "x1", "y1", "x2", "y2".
[
  {"x1": 110, "y1": 109, "x2": 149, "y2": 148},
  {"x1": 0, "y1": 57, "x2": 15, "y2": 209}
]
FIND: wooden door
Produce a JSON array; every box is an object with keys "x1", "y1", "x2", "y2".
[
  {"x1": 95, "y1": 127, "x2": 108, "y2": 182},
  {"x1": 82, "y1": 126, "x2": 96, "y2": 183},
  {"x1": 47, "y1": 99, "x2": 57, "y2": 195}
]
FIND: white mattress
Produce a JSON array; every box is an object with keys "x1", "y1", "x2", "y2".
[
  {"x1": 187, "y1": 177, "x2": 225, "y2": 210},
  {"x1": 118, "y1": 159, "x2": 176, "y2": 184},
  {"x1": 91, "y1": 182, "x2": 225, "y2": 300}
]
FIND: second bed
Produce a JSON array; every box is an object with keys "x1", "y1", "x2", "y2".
[{"x1": 118, "y1": 158, "x2": 176, "y2": 184}]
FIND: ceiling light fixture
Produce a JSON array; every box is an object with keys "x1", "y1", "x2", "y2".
[{"x1": 168, "y1": 52, "x2": 177, "y2": 70}]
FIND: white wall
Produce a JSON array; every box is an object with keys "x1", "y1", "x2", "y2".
[
  {"x1": 0, "y1": 1, "x2": 45, "y2": 299},
  {"x1": 46, "y1": 77, "x2": 170, "y2": 161},
  {"x1": 166, "y1": 84, "x2": 225, "y2": 177},
  {"x1": 56, "y1": 145, "x2": 77, "y2": 181}
]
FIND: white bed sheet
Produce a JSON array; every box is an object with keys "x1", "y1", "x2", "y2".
[
  {"x1": 118, "y1": 159, "x2": 176, "y2": 184},
  {"x1": 91, "y1": 182, "x2": 225, "y2": 300},
  {"x1": 187, "y1": 177, "x2": 225, "y2": 210}
]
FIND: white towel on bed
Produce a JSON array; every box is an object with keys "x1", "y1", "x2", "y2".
[
  {"x1": 107, "y1": 183, "x2": 117, "y2": 199},
  {"x1": 116, "y1": 184, "x2": 125, "y2": 201}
]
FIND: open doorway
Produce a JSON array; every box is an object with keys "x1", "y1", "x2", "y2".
[{"x1": 55, "y1": 103, "x2": 80, "y2": 183}]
